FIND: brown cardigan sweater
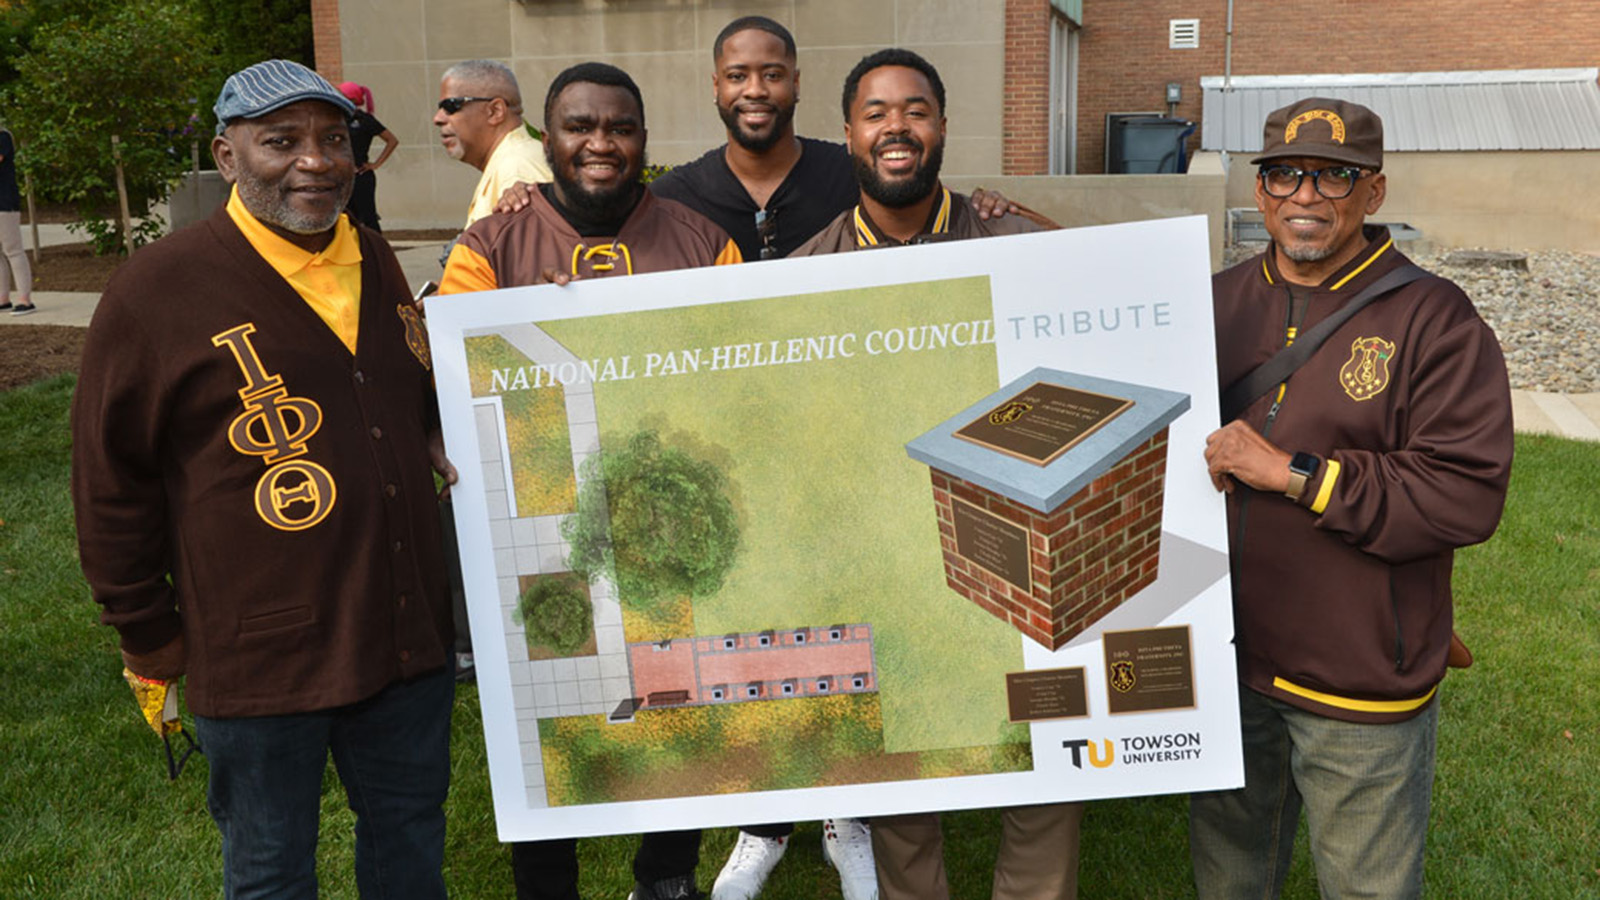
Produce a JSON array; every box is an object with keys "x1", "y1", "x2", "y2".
[{"x1": 72, "y1": 206, "x2": 451, "y2": 717}]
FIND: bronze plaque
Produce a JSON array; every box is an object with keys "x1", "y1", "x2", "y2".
[
  {"x1": 954, "y1": 381, "x2": 1134, "y2": 466},
  {"x1": 951, "y1": 498, "x2": 1032, "y2": 592},
  {"x1": 1006, "y1": 667, "x2": 1088, "y2": 722},
  {"x1": 1103, "y1": 626, "x2": 1195, "y2": 714}
]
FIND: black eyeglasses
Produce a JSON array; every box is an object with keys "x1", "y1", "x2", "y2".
[
  {"x1": 437, "y1": 96, "x2": 497, "y2": 115},
  {"x1": 754, "y1": 209, "x2": 779, "y2": 260},
  {"x1": 1259, "y1": 164, "x2": 1370, "y2": 200}
]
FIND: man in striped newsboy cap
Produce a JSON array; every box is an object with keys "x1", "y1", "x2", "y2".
[{"x1": 73, "y1": 58, "x2": 458, "y2": 899}]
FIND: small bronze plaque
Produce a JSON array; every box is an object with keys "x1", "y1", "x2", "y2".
[
  {"x1": 1103, "y1": 626, "x2": 1195, "y2": 714},
  {"x1": 955, "y1": 381, "x2": 1134, "y2": 466},
  {"x1": 1007, "y1": 667, "x2": 1088, "y2": 722},
  {"x1": 951, "y1": 498, "x2": 1032, "y2": 592}
]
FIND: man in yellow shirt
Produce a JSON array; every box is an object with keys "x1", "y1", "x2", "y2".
[{"x1": 434, "y1": 59, "x2": 554, "y2": 227}]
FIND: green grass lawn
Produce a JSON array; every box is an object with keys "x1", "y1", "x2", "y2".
[{"x1": 3, "y1": 374, "x2": 1596, "y2": 898}]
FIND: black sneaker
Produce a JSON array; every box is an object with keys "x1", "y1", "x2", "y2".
[
  {"x1": 9, "y1": 303, "x2": 35, "y2": 316},
  {"x1": 0, "y1": 300, "x2": 11, "y2": 310},
  {"x1": 627, "y1": 875, "x2": 703, "y2": 900}
]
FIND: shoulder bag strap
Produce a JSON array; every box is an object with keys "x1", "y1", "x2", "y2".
[{"x1": 1219, "y1": 263, "x2": 1429, "y2": 422}]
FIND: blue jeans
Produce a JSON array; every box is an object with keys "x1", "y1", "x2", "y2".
[
  {"x1": 193, "y1": 669, "x2": 454, "y2": 900},
  {"x1": 1189, "y1": 686, "x2": 1438, "y2": 900}
]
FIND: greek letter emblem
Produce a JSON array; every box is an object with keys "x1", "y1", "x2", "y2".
[{"x1": 212, "y1": 323, "x2": 338, "y2": 531}]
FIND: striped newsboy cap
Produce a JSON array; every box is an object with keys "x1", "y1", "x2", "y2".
[{"x1": 213, "y1": 59, "x2": 355, "y2": 134}]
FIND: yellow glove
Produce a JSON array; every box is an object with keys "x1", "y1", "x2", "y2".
[
  {"x1": 122, "y1": 668, "x2": 200, "y2": 779},
  {"x1": 124, "y1": 667, "x2": 181, "y2": 737}
]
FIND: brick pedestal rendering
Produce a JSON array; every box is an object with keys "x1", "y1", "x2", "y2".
[
  {"x1": 906, "y1": 367, "x2": 1190, "y2": 651},
  {"x1": 931, "y1": 429, "x2": 1169, "y2": 650}
]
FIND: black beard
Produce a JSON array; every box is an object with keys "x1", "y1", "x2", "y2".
[
  {"x1": 854, "y1": 138, "x2": 944, "y2": 209},
  {"x1": 718, "y1": 100, "x2": 796, "y2": 154},
  {"x1": 552, "y1": 162, "x2": 644, "y2": 224}
]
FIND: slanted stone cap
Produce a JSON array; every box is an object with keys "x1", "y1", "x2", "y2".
[{"x1": 906, "y1": 367, "x2": 1190, "y2": 514}]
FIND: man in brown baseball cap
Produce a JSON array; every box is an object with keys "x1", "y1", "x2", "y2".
[{"x1": 1191, "y1": 96, "x2": 1513, "y2": 898}]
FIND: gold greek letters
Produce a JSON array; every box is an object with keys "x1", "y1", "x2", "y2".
[{"x1": 212, "y1": 322, "x2": 338, "y2": 531}]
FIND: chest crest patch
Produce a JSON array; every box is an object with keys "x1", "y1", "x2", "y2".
[
  {"x1": 398, "y1": 303, "x2": 431, "y2": 371},
  {"x1": 1339, "y1": 335, "x2": 1396, "y2": 401}
]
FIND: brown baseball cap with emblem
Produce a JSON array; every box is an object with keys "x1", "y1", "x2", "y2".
[{"x1": 1251, "y1": 97, "x2": 1384, "y2": 170}]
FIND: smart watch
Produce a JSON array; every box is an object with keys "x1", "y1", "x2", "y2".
[{"x1": 1285, "y1": 451, "x2": 1322, "y2": 502}]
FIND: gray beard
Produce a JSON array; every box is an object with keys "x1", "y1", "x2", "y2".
[
  {"x1": 1279, "y1": 241, "x2": 1336, "y2": 263},
  {"x1": 235, "y1": 169, "x2": 352, "y2": 235}
]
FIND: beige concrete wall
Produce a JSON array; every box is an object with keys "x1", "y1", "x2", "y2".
[
  {"x1": 338, "y1": 0, "x2": 1009, "y2": 228},
  {"x1": 943, "y1": 169, "x2": 1227, "y2": 271},
  {"x1": 1214, "y1": 150, "x2": 1600, "y2": 254}
]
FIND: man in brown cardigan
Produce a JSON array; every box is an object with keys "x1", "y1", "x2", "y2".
[{"x1": 71, "y1": 60, "x2": 456, "y2": 898}]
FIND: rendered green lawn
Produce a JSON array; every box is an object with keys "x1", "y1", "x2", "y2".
[
  {"x1": 540, "y1": 277, "x2": 1025, "y2": 758},
  {"x1": 3, "y1": 374, "x2": 1596, "y2": 898}
]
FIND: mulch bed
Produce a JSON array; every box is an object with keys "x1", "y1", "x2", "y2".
[
  {"x1": 0, "y1": 325, "x2": 85, "y2": 391},
  {"x1": 29, "y1": 242, "x2": 128, "y2": 293}
]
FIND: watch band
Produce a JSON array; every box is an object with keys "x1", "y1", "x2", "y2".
[{"x1": 1285, "y1": 451, "x2": 1322, "y2": 501}]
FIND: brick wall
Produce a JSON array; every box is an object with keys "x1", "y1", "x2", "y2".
[
  {"x1": 931, "y1": 429, "x2": 1169, "y2": 651},
  {"x1": 310, "y1": 0, "x2": 341, "y2": 82},
  {"x1": 1003, "y1": 0, "x2": 1053, "y2": 174},
  {"x1": 1070, "y1": 0, "x2": 1600, "y2": 174}
]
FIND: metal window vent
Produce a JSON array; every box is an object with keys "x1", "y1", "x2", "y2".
[{"x1": 1169, "y1": 19, "x2": 1199, "y2": 50}]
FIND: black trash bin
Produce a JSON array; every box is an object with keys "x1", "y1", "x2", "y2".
[{"x1": 1107, "y1": 116, "x2": 1195, "y2": 174}]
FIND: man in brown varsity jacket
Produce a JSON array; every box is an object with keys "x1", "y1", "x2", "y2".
[
  {"x1": 71, "y1": 60, "x2": 456, "y2": 898},
  {"x1": 438, "y1": 62, "x2": 737, "y2": 900},
  {"x1": 1194, "y1": 98, "x2": 1513, "y2": 899},
  {"x1": 794, "y1": 48, "x2": 1084, "y2": 900}
]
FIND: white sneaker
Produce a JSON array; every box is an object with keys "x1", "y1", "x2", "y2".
[
  {"x1": 711, "y1": 830, "x2": 787, "y2": 900},
  {"x1": 822, "y1": 818, "x2": 877, "y2": 900}
]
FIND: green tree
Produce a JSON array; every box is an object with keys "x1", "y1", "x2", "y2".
[
  {"x1": 564, "y1": 430, "x2": 741, "y2": 611},
  {"x1": 1, "y1": 3, "x2": 219, "y2": 253},
  {"x1": 516, "y1": 575, "x2": 594, "y2": 656}
]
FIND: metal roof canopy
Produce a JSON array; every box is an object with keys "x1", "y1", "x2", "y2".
[{"x1": 1201, "y1": 68, "x2": 1600, "y2": 153}]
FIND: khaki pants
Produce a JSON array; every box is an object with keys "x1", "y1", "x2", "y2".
[
  {"x1": 873, "y1": 802, "x2": 1084, "y2": 900},
  {"x1": 0, "y1": 211, "x2": 31, "y2": 300}
]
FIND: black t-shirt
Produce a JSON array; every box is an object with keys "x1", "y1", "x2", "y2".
[
  {"x1": 348, "y1": 111, "x2": 389, "y2": 168},
  {"x1": 0, "y1": 130, "x2": 19, "y2": 212},
  {"x1": 649, "y1": 136, "x2": 858, "y2": 260}
]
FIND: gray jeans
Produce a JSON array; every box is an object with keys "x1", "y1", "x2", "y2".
[{"x1": 1190, "y1": 686, "x2": 1438, "y2": 900}]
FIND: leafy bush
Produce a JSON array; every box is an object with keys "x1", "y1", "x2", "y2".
[
  {"x1": 1, "y1": 4, "x2": 216, "y2": 253},
  {"x1": 516, "y1": 575, "x2": 594, "y2": 656}
]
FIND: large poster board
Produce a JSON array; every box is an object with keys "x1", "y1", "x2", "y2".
[{"x1": 425, "y1": 215, "x2": 1241, "y2": 841}]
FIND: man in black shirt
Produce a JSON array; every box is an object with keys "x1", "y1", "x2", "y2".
[
  {"x1": 646, "y1": 18, "x2": 854, "y2": 261},
  {"x1": 500, "y1": 17, "x2": 1025, "y2": 262}
]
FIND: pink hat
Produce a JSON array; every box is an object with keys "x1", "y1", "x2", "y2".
[{"x1": 337, "y1": 81, "x2": 373, "y2": 113}]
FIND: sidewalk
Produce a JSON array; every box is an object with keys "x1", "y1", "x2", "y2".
[{"x1": 3, "y1": 239, "x2": 1596, "y2": 444}]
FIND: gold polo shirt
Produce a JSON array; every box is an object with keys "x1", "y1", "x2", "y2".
[{"x1": 225, "y1": 186, "x2": 363, "y2": 353}]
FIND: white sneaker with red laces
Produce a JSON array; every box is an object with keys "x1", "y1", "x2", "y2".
[{"x1": 822, "y1": 818, "x2": 877, "y2": 900}]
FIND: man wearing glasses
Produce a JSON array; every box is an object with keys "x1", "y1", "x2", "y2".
[
  {"x1": 1194, "y1": 97, "x2": 1513, "y2": 899},
  {"x1": 433, "y1": 59, "x2": 552, "y2": 227}
]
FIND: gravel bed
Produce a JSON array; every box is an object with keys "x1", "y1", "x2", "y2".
[{"x1": 1223, "y1": 243, "x2": 1600, "y2": 393}]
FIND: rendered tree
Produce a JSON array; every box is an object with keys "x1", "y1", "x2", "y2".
[
  {"x1": 1, "y1": 4, "x2": 218, "y2": 253},
  {"x1": 564, "y1": 430, "x2": 741, "y2": 610},
  {"x1": 516, "y1": 575, "x2": 594, "y2": 656}
]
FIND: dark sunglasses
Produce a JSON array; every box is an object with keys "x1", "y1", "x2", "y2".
[
  {"x1": 437, "y1": 96, "x2": 497, "y2": 115},
  {"x1": 755, "y1": 209, "x2": 779, "y2": 260}
]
